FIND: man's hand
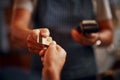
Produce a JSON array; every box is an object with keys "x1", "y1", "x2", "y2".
[
  {"x1": 27, "y1": 28, "x2": 50, "y2": 54},
  {"x1": 71, "y1": 20, "x2": 113, "y2": 47},
  {"x1": 71, "y1": 29, "x2": 98, "y2": 46},
  {"x1": 39, "y1": 41, "x2": 67, "y2": 80}
]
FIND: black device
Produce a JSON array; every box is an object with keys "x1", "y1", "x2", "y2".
[{"x1": 77, "y1": 20, "x2": 99, "y2": 34}]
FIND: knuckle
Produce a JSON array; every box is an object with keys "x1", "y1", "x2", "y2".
[
  {"x1": 27, "y1": 35, "x2": 31, "y2": 41},
  {"x1": 27, "y1": 43, "x2": 31, "y2": 48}
]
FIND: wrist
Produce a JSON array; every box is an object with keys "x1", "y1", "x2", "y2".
[
  {"x1": 95, "y1": 33, "x2": 102, "y2": 46},
  {"x1": 42, "y1": 67, "x2": 60, "y2": 80}
]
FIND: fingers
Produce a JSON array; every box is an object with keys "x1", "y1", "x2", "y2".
[
  {"x1": 32, "y1": 29, "x2": 40, "y2": 42},
  {"x1": 71, "y1": 29, "x2": 99, "y2": 46},
  {"x1": 27, "y1": 28, "x2": 50, "y2": 54},
  {"x1": 39, "y1": 41, "x2": 56, "y2": 62},
  {"x1": 39, "y1": 47, "x2": 47, "y2": 57},
  {"x1": 32, "y1": 28, "x2": 50, "y2": 42},
  {"x1": 51, "y1": 41, "x2": 66, "y2": 55},
  {"x1": 39, "y1": 41, "x2": 56, "y2": 58},
  {"x1": 40, "y1": 28, "x2": 50, "y2": 37},
  {"x1": 40, "y1": 41, "x2": 66, "y2": 57},
  {"x1": 49, "y1": 41, "x2": 56, "y2": 48},
  {"x1": 39, "y1": 49, "x2": 47, "y2": 62},
  {"x1": 46, "y1": 41, "x2": 57, "y2": 54},
  {"x1": 71, "y1": 29, "x2": 83, "y2": 42},
  {"x1": 27, "y1": 34, "x2": 44, "y2": 53},
  {"x1": 56, "y1": 45, "x2": 66, "y2": 55}
]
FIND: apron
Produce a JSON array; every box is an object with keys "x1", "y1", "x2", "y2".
[{"x1": 32, "y1": 0, "x2": 97, "y2": 79}]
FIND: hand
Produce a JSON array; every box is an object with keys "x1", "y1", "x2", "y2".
[
  {"x1": 27, "y1": 28, "x2": 50, "y2": 54},
  {"x1": 39, "y1": 41, "x2": 67, "y2": 80},
  {"x1": 40, "y1": 41, "x2": 66, "y2": 72},
  {"x1": 71, "y1": 29, "x2": 99, "y2": 46}
]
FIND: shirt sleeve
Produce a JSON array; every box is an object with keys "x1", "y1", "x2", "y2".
[
  {"x1": 14, "y1": 0, "x2": 34, "y2": 12},
  {"x1": 96, "y1": 0, "x2": 112, "y2": 21}
]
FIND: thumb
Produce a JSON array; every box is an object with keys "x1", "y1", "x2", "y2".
[
  {"x1": 46, "y1": 41, "x2": 57, "y2": 54},
  {"x1": 40, "y1": 28, "x2": 50, "y2": 37},
  {"x1": 48, "y1": 41, "x2": 56, "y2": 49},
  {"x1": 43, "y1": 41, "x2": 57, "y2": 59},
  {"x1": 32, "y1": 29, "x2": 41, "y2": 43}
]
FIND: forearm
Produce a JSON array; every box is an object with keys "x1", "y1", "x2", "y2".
[
  {"x1": 98, "y1": 19, "x2": 114, "y2": 47},
  {"x1": 11, "y1": 8, "x2": 32, "y2": 47},
  {"x1": 42, "y1": 67, "x2": 61, "y2": 80},
  {"x1": 96, "y1": 0, "x2": 113, "y2": 47},
  {"x1": 11, "y1": 25, "x2": 32, "y2": 47}
]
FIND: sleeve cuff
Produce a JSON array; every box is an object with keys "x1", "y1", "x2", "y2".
[
  {"x1": 96, "y1": 0, "x2": 112, "y2": 21},
  {"x1": 14, "y1": 0, "x2": 34, "y2": 12}
]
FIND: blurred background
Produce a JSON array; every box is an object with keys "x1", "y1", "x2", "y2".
[
  {"x1": 0, "y1": 0, "x2": 120, "y2": 80},
  {"x1": 0, "y1": 0, "x2": 32, "y2": 80}
]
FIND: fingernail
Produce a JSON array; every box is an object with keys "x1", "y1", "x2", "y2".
[
  {"x1": 34, "y1": 29, "x2": 40, "y2": 34},
  {"x1": 52, "y1": 41, "x2": 56, "y2": 45},
  {"x1": 41, "y1": 30, "x2": 49, "y2": 36},
  {"x1": 43, "y1": 47, "x2": 47, "y2": 50}
]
